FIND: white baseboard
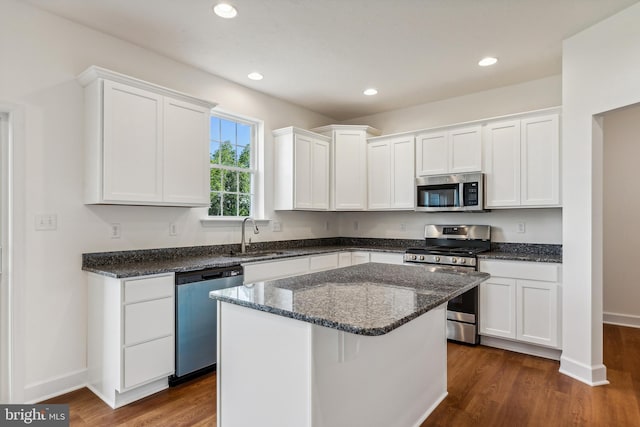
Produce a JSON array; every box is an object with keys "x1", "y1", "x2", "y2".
[
  {"x1": 603, "y1": 312, "x2": 640, "y2": 329},
  {"x1": 480, "y1": 336, "x2": 562, "y2": 361},
  {"x1": 412, "y1": 392, "x2": 447, "y2": 427},
  {"x1": 559, "y1": 355, "x2": 608, "y2": 386},
  {"x1": 24, "y1": 368, "x2": 87, "y2": 404}
]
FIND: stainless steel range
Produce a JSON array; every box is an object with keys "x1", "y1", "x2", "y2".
[{"x1": 404, "y1": 224, "x2": 491, "y2": 345}]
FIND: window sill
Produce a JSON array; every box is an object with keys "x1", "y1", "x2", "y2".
[{"x1": 200, "y1": 217, "x2": 271, "y2": 226}]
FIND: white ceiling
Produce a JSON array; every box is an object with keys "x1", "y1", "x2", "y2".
[{"x1": 26, "y1": 0, "x2": 639, "y2": 121}]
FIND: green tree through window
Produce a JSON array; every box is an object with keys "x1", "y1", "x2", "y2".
[{"x1": 210, "y1": 114, "x2": 254, "y2": 216}]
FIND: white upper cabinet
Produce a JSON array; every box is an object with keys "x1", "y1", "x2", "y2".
[
  {"x1": 484, "y1": 113, "x2": 560, "y2": 208},
  {"x1": 312, "y1": 125, "x2": 381, "y2": 211},
  {"x1": 274, "y1": 127, "x2": 331, "y2": 210},
  {"x1": 416, "y1": 125, "x2": 482, "y2": 176},
  {"x1": 367, "y1": 135, "x2": 415, "y2": 210},
  {"x1": 520, "y1": 115, "x2": 560, "y2": 206},
  {"x1": 78, "y1": 66, "x2": 215, "y2": 207}
]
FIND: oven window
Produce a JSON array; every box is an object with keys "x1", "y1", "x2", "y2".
[
  {"x1": 417, "y1": 184, "x2": 459, "y2": 207},
  {"x1": 447, "y1": 287, "x2": 477, "y2": 315}
]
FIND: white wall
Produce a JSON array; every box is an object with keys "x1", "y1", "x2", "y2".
[
  {"x1": 0, "y1": 0, "x2": 339, "y2": 402},
  {"x1": 338, "y1": 76, "x2": 563, "y2": 243},
  {"x1": 602, "y1": 104, "x2": 640, "y2": 327},
  {"x1": 562, "y1": 2, "x2": 640, "y2": 385},
  {"x1": 338, "y1": 209, "x2": 561, "y2": 244}
]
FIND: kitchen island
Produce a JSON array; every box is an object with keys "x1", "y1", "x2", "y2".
[{"x1": 210, "y1": 263, "x2": 489, "y2": 427}]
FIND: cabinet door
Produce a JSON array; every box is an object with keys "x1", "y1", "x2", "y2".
[
  {"x1": 367, "y1": 141, "x2": 392, "y2": 209},
  {"x1": 102, "y1": 80, "x2": 163, "y2": 202},
  {"x1": 351, "y1": 252, "x2": 370, "y2": 265},
  {"x1": 415, "y1": 131, "x2": 448, "y2": 176},
  {"x1": 449, "y1": 126, "x2": 482, "y2": 173},
  {"x1": 243, "y1": 257, "x2": 310, "y2": 283},
  {"x1": 311, "y1": 139, "x2": 330, "y2": 210},
  {"x1": 163, "y1": 97, "x2": 210, "y2": 205},
  {"x1": 479, "y1": 278, "x2": 516, "y2": 339},
  {"x1": 309, "y1": 253, "x2": 339, "y2": 272},
  {"x1": 334, "y1": 130, "x2": 367, "y2": 210},
  {"x1": 293, "y1": 134, "x2": 313, "y2": 209},
  {"x1": 391, "y1": 137, "x2": 415, "y2": 209},
  {"x1": 369, "y1": 252, "x2": 404, "y2": 265},
  {"x1": 521, "y1": 115, "x2": 560, "y2": 207},
  {"x1": 484, "y1": 120, "x2": 521, "y2": 207},
  {"x1": 338, "y1": 252, "x2": 352, "y2": 267},
  {"x1": 516, "y1": 280, "x2": 559, "y2": 347}
]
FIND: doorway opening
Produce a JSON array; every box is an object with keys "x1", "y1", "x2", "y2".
[
  {"x1": 601, "y1": 103, "x2": 640, "y2": 381},
  {"x1": 0, "y1": 111, "x2": 9, "y2": 402}
]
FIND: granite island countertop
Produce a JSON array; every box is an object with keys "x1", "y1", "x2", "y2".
[{"x1": 209, "y1": 262, "x2": 489, "y2": 336}]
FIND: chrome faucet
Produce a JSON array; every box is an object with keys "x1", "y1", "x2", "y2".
[{"x1": 241, "y1": 217, "x2": 259, "y2": 253}]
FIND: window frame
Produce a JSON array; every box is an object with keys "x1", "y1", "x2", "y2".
[{"x1": 204, "y1": 108, "x2": 265, "y2": 222}]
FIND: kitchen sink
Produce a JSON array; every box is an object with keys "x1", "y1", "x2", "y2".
[{"x1": 227, "y1": 250, "x2": 288, "y2": 258}]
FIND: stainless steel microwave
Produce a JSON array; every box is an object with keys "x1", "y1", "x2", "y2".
[{"x1": 415, "y1": 173, "x2": 485, "y2": 212}]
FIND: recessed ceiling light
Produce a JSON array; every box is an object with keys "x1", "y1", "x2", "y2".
[
  {"x1": 213, "y1": 3, "x2": 238, "y2": 19},
  {"x1": 363, "y1": 88, "x2": 378, "y2": 96},
  {"x1": 248, "y1": 72, "x2": 263, "y2": 81},
  {"x1": 478, "y1": 57, "x2": 498, "y2": 67}
]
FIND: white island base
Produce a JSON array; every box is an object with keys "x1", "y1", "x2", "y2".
[{"x1": 216, "y1": 301, "x2": 448, "y2": 427}]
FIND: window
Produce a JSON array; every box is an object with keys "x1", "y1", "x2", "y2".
[{"x1": 209, "y1": 111, "x2": 261, "y2": 217}]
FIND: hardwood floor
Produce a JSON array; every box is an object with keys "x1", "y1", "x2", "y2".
[{"x1": 43, "y1": 324, "x2": 640, "y2": 426}]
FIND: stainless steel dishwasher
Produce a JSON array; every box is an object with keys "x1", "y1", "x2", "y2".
[{"x1": 170, "y1": 265, "x2": 243, "y2": 386}]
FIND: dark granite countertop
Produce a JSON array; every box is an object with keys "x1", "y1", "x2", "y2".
[
  {"x1": 82, "y1": 238, "x2": 562, "y2": 278},
  {"x1": 82, "y1": 244, "x2": 408, "y2": 278},
  {"x1": 478, "y1": 242, "x2": 562, "y2": 263},
  {"x1": 209, "y1": 262, "x2": 489, "y2": 336}
]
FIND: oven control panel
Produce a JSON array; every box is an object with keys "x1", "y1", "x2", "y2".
[{"x1": 403, "y1": 253, "x2": 477, "y2": 267}]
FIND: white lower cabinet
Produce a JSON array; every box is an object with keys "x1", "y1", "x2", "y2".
[
  {"x1": 243, "y1": 257, "x2": 310, "y2": 283},
  {"x1": 351, "y1": 251, "x2": 371, "y2": 265},
  {"x1": 244, "y1": 250, "x2": 402, "y2": 283},
  {"x1": 338, "y1": 251, "x2": 353, "y2": 267},
  {"x1": 87, "y1": 272, "x2": 175, "y2": 408},
  {"x1": 309, "y1": 253, "x2": 340, "y2": 272},
  {"x1": 479, "y1": 260, "x2": 561, "y2": 352},
  {"x1": 369, "y1": 252, "x2": 404, "y2": 265}
]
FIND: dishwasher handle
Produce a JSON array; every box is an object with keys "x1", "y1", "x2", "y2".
[{"x1": 176, "y1": 266, "x2": 243, "y2": 285}]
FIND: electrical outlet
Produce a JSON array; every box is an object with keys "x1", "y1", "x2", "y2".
[
  {"x1": 35, "y1": 214, "x2": 57, "y2": 231},
  {"x1": 517, "y1": 222, "x2": 526, "y2": 233},
  {"x1": 272, "y1": 221, "x2": 282, "y2": 232},
  {"x1": 110, "y1": 223, "x2": 121, "y2": 239},
  {"x1": 353, "y1": 221, "x2": 359, "y2": 231},
  {"x1": 325, "y1": 221, "x2": 330, "y2": 231},
  {"x1": 400, "y1": 223, "x2": 407, "y2": 231},
  {"x1": 169, "y1": 223, "x2": 178, "y2": 236}
]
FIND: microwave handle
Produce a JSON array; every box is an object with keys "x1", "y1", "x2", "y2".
[{"x1": 458, "y1": 182, "x2": 465, "y2": 208}]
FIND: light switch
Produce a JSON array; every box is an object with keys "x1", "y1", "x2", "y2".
[{"x1": 35, "y1": 214, "x2": 57, "y2": 231}]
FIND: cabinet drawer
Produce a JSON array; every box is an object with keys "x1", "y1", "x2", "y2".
[
  {"x1": 479, "y1": 260, "x2": 559, "y2": 282},
  {"x1": 124, "y1": 274, "x2": 174, "y2": 303},
  {"x1": 309, "y1": 253, "x2": 339, "y2": 272},
  {"x1": 123, "y1": 335, "x2": 174, "y2": 389},
  {"x1": 124, "y1": 297, "x2": 173, "y2": 345}
]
